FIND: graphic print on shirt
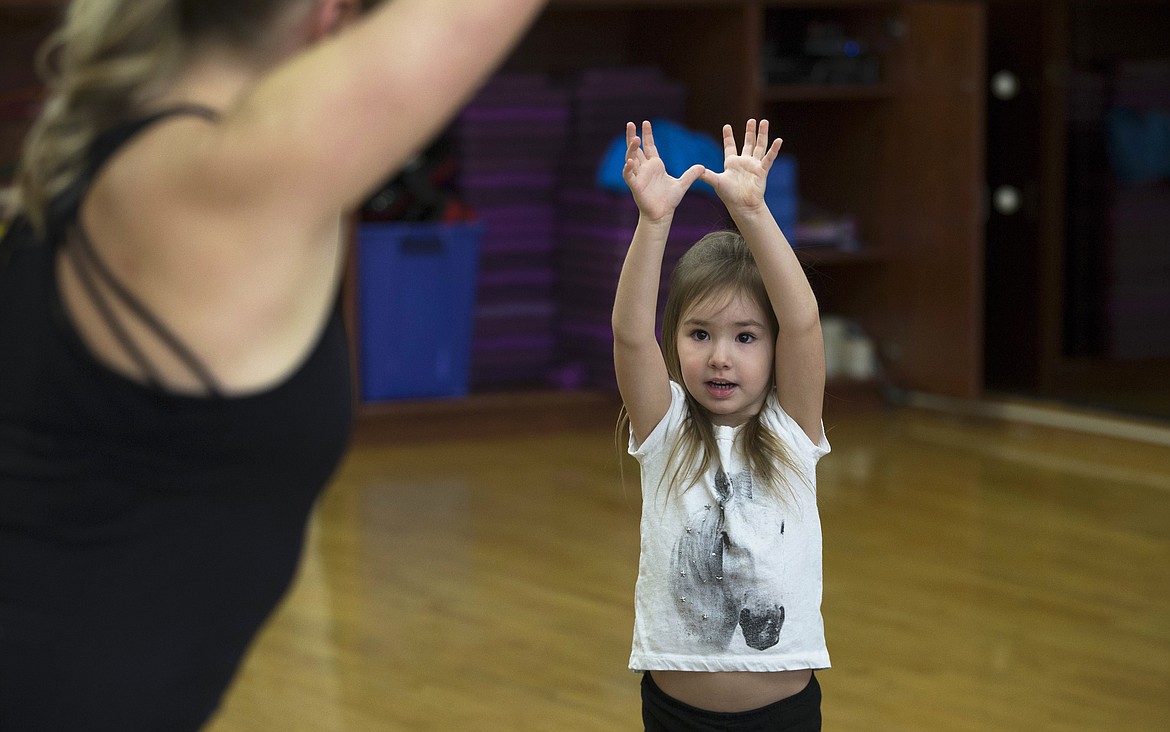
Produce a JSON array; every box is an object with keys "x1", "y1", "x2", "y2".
[{"x1": 671, "y1": 468, "x2": 786, "y2": 651}]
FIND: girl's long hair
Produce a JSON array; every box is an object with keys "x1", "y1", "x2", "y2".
[
  {"x1": 16, "y1": 0, "x2": 303, "y2": 235},
  {"x1": 618, "y1": 229, "x2": 807, "y2": 504}
]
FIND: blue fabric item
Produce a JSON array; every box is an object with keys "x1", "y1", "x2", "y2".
[
  {"x1": 768, "y1": 153, "x2": 798, "y2": 193},
  {"x1": 595, "y1": 119, "x2": 800, "y2": 216},
  {"x1": 765, "y1": 155, "x2": 799, "y2": 234},
  {"x1": 1107, "y1": 107, "x2": 1170, "y2": 184},
  {"x1": 595, "y1": 119, "x2": 724, "y2": 196}
]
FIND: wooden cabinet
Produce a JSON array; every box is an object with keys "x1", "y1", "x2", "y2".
[
  {"x1": 984, "y1": 0, "x2": 1170, "y2": 419},
  {"x1": 767, "y1": 1, "x2": 983, "y2": 399}
]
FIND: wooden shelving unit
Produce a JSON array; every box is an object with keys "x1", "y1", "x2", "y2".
[{"x1": 2, "y1": 0, "x2": 988, "y2": 426}]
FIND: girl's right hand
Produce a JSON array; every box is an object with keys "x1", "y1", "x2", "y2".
[
  {"x1": 700, "y1": 119, "x2": 782, "y2": 217},
  {"x1": 622, "y1": 120, "x2": 705, "y2": 223}
]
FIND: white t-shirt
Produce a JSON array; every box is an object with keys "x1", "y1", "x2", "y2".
[{"x1": 628, "y1": 381, "x2": 831, "y2": 672}]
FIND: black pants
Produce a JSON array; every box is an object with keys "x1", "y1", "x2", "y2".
[{"x1": 641, "y1": 672, "x2": 821, "y2": 732}]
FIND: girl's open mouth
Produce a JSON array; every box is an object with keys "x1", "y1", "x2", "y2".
[{"x1": 705, "y1": 380, "x2": 737, "y2": 397}]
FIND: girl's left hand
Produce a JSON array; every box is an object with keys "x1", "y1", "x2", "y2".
[{"x1": 701, "y1": 119, "x2": 782, "y2": 214}]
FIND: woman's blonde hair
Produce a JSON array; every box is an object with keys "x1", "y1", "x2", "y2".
[
  {"x1": 16, "y1": 0, "x2": 307, "y2": 235},
  {"x1": 619, "y1": 229, "x2": 806, "y2": 503}
]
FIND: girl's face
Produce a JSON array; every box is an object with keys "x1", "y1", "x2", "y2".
[{"x1": 675, "y1": 291, "x2": 775, "y2": 427}]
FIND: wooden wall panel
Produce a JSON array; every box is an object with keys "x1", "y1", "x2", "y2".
[{"x1": 870, "y1": 1, "x2": 986, "y2": 397}]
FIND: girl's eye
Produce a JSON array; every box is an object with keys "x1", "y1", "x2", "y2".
[
  {"x1": 737, "y1": 333, "x2": 756, "y2": 344},
  {"x1": 690, "y1": 330, "x2": 710, "y2": 341}
]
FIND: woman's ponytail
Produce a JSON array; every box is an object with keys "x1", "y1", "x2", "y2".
[{"x1": 17, "y1": 0, "x2": 181, "y2": 234}]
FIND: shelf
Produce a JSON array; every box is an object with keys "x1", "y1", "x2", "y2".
[
  {"x1": 795, "y1": 245, "x2": 887, "y2": 267},
  {"x1": 760, "y1": 83, "x2": 896, "y2": 102},
  {"x1": 353, "y1": 380, "x2": 885, "y2": 444},
  {"x1": 824, "y1": 377, "x2": 886, "y2": 417},
  {"x1": 354, "y1": 389, "x2": 622, "y2": 444}
]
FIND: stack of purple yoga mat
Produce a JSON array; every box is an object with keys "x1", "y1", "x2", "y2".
[
  {"x1": 555, "y1": 190, "x2": 726, "y2": 391},
  {"x1": 455, "y1": 73, "x2": 570, "y2": 389},
  {"x1": 453, "y1": 67, "x2": 724, "y2": 391},
  {"x1": 559, "y1": 67, "x2": 688, "y2": 189},
  {"x1": 553, "y1": 68, "x2": 725, "y2": 390}
]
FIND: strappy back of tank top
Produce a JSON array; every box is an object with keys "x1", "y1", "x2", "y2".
[{"x1": 60, "y1": 105, "x2": 225, "y2": 396}]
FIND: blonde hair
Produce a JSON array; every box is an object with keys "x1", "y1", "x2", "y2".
[
  {"x1": 619, "y1": 230, "x2": 806, "y2": 503},
  {"x1": 16, "y1": 0, "x2": 308, "y2": 235}
]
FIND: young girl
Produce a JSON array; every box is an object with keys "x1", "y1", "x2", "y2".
[{"x1": 613, "y1": 119, "x2": 830, "y2": 730}]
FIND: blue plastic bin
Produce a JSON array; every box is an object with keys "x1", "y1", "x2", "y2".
[{"x1": 357, "y1": 222, "x2": 482, "y2": 401}]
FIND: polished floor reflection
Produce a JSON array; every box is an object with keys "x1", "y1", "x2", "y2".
[{"x1": 205, "y1": 402, "x2": 1170, "y2": 731}]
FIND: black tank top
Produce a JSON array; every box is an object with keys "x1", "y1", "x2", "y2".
[{"x1": 0, "y1": 108, "x2": 354, "y2": 730}]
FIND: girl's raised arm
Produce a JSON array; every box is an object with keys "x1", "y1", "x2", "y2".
[
  {"x1": 612, "y1": 121, "x2": 704, "y2": 444},
  {"x1": 700, "y1": 120, "x2": 825, "y2": 442}
]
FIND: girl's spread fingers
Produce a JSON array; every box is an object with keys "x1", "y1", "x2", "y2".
[
  {"x1": 761, "y1": 138, "x2": 782, "y2": 170},
  {"x1": 757, "y1": 119, "x2": 770, "y2": 156},
  {"x1": 742, "y1": 119, "x2": 756, "y2": 157},
  {"x1": 723, "y1": 124, "x2": 736, "y2": 157},
  {"x1": 625, "y1": 139, "x2": 643, "y2": 171},
  {"x1": 626, "y1": 121, "x2": 638, "y2": 149},
  {"x1": 642, "y1": 120, "x2": 656, "y2": 156}
]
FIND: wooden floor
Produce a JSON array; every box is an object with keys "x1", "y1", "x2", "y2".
[{"x1": 204, "y1": 397, "x2": 1170, "y2": 731}]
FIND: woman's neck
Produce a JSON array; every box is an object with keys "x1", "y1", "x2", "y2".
[{"x1": 150, "y1": 51, "x2": 264, "y2": 114}]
